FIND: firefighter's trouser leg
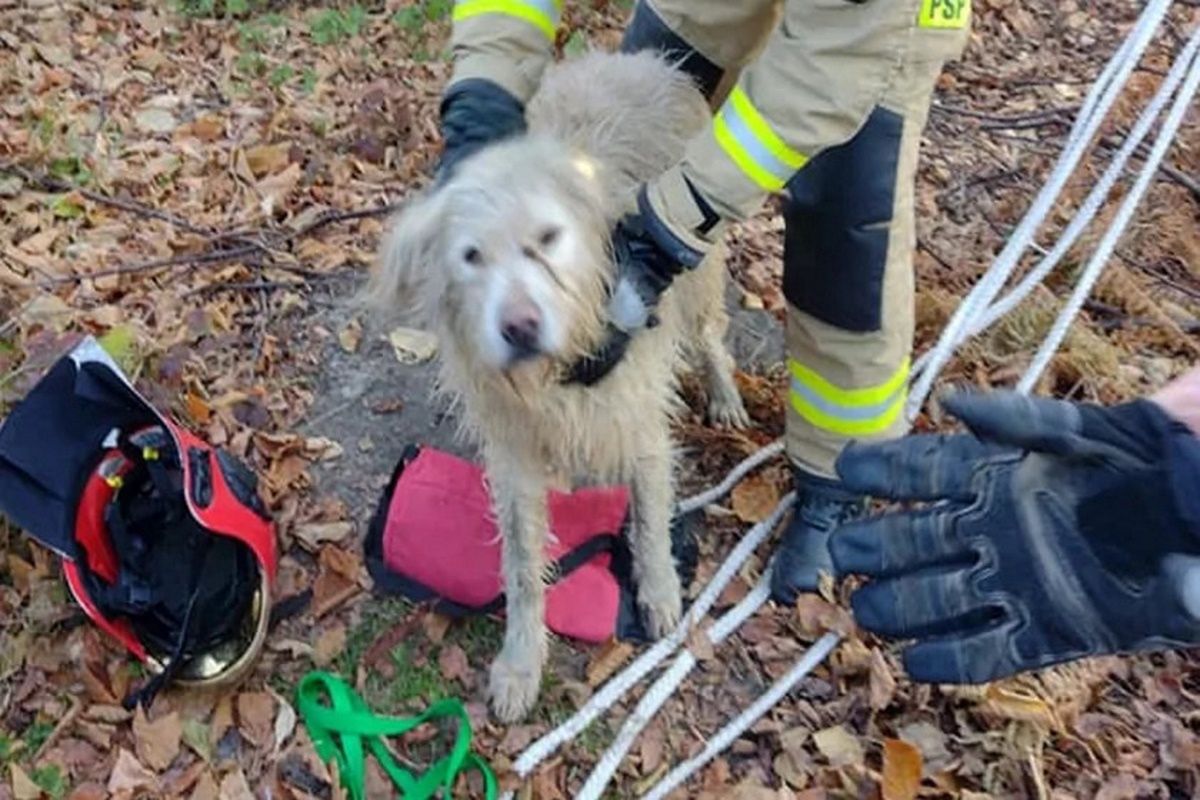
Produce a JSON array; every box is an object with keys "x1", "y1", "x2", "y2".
[
  {"x1": 782, "y1": 55, "x2": 948, "y2": 478},
  {"x1": 619, "y1": 0, "x2": 779, "y2": 103}
]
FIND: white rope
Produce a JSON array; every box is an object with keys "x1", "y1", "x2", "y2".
[
  {"x1": 906, "y1": 0, "x2": 1173, "y2": 418},
  {"x1": 639, "y1": 632, "x2": 841, "y2": 800},
  {"x1": 954, "y1": 25, "x2": 1200, "y2": 347},
  {"x1": 677, "y1": 438, "x2": 785, "y2": 515},
  {"x1": 1018, "y1": 33, "x2": 1200, "y2": 393},
  {"x1": 509, "y1": 492, "x2": 793, "y2": 779},
  {"x1": 576, "y1": 569, "x2": 774, "y2": 799}
]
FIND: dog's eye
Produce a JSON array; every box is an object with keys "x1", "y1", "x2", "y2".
[
  {"x1": 538, "y1": 228, "x2": 561, "y2": 248},
  {"x1": 463, "y1": 246, "x2": 483, "y2": 266}
]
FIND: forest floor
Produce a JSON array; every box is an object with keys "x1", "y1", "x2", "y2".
[{"x1": 0, "y1": 0, "x2": 1198, "y2": 798}]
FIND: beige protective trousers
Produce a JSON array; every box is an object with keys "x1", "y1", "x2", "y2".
[{"x1": 638, "y1": 0, "x2": 970, "y2": 477}]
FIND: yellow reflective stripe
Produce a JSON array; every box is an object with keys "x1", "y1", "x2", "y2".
[
  {"x1": 713, "y1": 86, "x2": 808, "y2": 192},
  {"x1": 918, "y1": 0, "x2": 970, "y2": 28},
  {"x1": 727, "y1": 87, "x2": 807, "y2": 171},
  {"x1": 788, "y1": 358, "x2": 910, "y2": 437},
  {"x1": 713, "y1": 113, "x2": 784, "y2": 192},
  {"x1": 453, "y1": 0, "x2": 562, "y2": 40}
]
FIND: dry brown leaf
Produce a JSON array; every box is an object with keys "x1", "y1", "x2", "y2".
[
  {"x1": 339, "y1": 319, "x2": 363, "y2": 353},
  {"x1": 438, "y1": 644, "x2": 472, "y2": 687},
  {"x1": 218, "y1": 767, "x2": 255, "y2": 800},
  {"x1": 793, "y1": 595, "x2": 855, "y2": 638},
  {"x1": 422, "y1": 612, "x2": 452, "y2": 644},
  {"x1": 237, "y1": 692, "x2": 276, "y2": 748},
  {"x1": 983, "y1": 684, "x2": 1059, "y2": 729},
  {"x1": 639, "y1": 724, "x2": 666, "y2": 776},
  {"x1": 586, "y1": 638, "x2": 634, "y2": 687},
  {"x1": 314, "y1": 623, "x2": 348, "y2": 667},
  {"x1": 686, "y1": 625, "x2": 715, "y2": 662},
  {"x1": 869, "y1": 648, "x2": 897, "y2": 711},
  {"x1": 730, "y1": 473, "x2": 780, "y2": 523},
  {"x1": 295, "y1": 521, "x2": 353, "y2": 550},
  {"x1": 186, "y1": 393, "x2": 213, "y2": 425},
  {"x1": 269, "y1": 688, "x2": 298, "y2": 754},
  {"x1": 133, "y1": 707, "x2": 183, "y2": 771},
  {"x1": 387, "y1": 327, "x2": 438, "y2": 364},
  {"x1": 245, "y1": 143, "x2": 293, "y2": 177},
  {"x1": 882, "y1": 739, "x2": 923, "y2": 800},
  {"x1": 812, "y1": 725, "x2": 863, "y2": 767},
  {"x1": 107, "y1": 748, "x2": 157, "y2": 795},
  {"x1": 189, "y1": 771, "x2": 220, "y2": 800},
  {"x1": 11, "y1": 764, "x2": 41, "y2": 800}
]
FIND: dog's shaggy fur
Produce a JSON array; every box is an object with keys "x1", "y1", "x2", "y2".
[{"x1": 367, "y1": 50, "x2": 747, "y2": 722}]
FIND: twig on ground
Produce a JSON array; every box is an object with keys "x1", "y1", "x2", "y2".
[
  {"x1": 40, "y1": 244, "x2": 263, "y2": 287},
  {"x1": 32, "y1": 696, "x2": 82, "y2": 762},
  {"x1": 931, "y1": 103, "x2": 1077, "y2": 129},
  {"x1": 1100, "y1": 135, "x2": 1200, "y2": 200}
]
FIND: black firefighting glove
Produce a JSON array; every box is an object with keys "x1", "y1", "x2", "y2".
[
  {"x1": 829, "y1": 390, "x2": 1200, "y2": 685},
  {"x1": 435, "y1": 79, "x2": 527, "y2": 183},
  {"x1": 565, "y1": 187, "x2": 710, "y2": 386}
]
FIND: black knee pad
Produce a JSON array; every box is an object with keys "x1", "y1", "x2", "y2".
[
  {"x1": 619, "y1": 1, "x2": 725, "y2": 101},
  {"x1": 782, "y1": 106, "x2": 904, "y2": 333}
]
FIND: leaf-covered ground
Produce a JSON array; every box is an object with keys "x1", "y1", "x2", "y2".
[{"x1": 0, "y1": 0, "x2": 1198, "y2": 798}]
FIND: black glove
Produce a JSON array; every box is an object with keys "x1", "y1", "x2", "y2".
[
  {"x1": 564, "y1": 187, "x2": 707, "y2": 386},
  {"x1": 829, "y1": 390, "x2": 1200, "y2": 684},
  {"x1": 435, "y1": 79, "x2": 527, "y2": 183}
]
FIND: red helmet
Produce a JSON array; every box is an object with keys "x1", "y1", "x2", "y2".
[{"x1": 0, "y1": 338, "x2": 276, "y2": 707}]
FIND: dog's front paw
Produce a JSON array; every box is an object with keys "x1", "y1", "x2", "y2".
[
  {"x1": 708, "y1": 393, "x2": 751, "y2": 430},
  {"x1": 488, "y1": 651, "x2": 542, "y2": 723},
  {"x1": 638, "y1": 578, "x2": 682, "y2": 639}
]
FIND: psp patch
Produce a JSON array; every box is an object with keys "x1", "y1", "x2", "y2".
[{"x1": 919, "y1": 0, "x2": 970, "y2": 29}]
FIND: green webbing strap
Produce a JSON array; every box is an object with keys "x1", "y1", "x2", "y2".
[{"x1": 295, "y1": 671, "x2": 498, "y2": 800}]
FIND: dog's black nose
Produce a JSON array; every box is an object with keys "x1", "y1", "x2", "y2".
[{"x1": 501, "y1": 313, "x2": 541, "y2": 355}]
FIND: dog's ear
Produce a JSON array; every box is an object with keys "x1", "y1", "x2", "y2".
[{"x1": 361, "y1": 187, "x2": 447, "y2": 324}]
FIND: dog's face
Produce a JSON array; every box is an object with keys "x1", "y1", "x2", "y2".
[{"x1": 370, "y1": 136, "x2": 613, "y2": 373}]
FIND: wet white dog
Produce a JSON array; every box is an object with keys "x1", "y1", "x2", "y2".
[{"x1": 367, "y1": 49, "x2": 747, "y2": 722}]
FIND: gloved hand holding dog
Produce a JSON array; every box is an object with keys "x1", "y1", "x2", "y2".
[
  {"x1": 829, "y1": 389, "x2": 1200, "y2": 685},
  {"x1": 435, "y1": 79, "x2": 527, "y2": 182}
]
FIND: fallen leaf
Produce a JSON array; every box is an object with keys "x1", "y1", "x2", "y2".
[
  {"x1": 882, "y1": 739, "x2": 922, "y2": 800},
  {"x1": 245, "y1": 143, "x2": 293, "y2": 177},
  {"x1": 387, "y1": 327, "x2": 438, "y2": 364},
  {"x1": 1095, "y1": 773, "x2": 1138, "y2": 800},
  {"x1": 135, "y1": 107, "x2": 177, "y2": 134},
  {"x1": 422, "y1": 612, "x2": 452, "y2": 644},
  {"x1": 730, "y1": 474, "x2": 780, "y2": 523},
  {"x1": 812, "y1": 725, "x2": 864, "y2": 767},
  {"x1": 339, "y1": 319, "x2": 363, "y2": 353},
  {"x1": 897, "y1": 722, "x2": 951, "y2": 773},
  {"x1": 107, "y1": 748, "x2": 156, "y2": 795},
  {"x1": 793, "y1": 595, "x2": 855, "y2": 638},
  {"x1": 186, "y1": 393, "x2": 213, "y2": 425},
  {"x1": 218, "y1": 768, "x2": 254, "y2": 800},
  {"x1": 182, "y1": 717, "x2": 212, "y2": 762},
  {"x1": 586, "y1": 638, "x2": 634, "y2": 687},
  {"x1": 438, "y1": 644, "x2": 472, "y2": 687},
  {"x1": 11, "y1": 764, "x2": 41, "y2": 800},
  {"x1": 639, "y1": 724, "x2": 666, "y2": 776},
  {"x1": 869, "y1": 648, "x2": 897, "y2": 711},
  {"x1": 314, "y1": 623, "x2": 348, "y2": 667},
  {"x1": 295, "y1": 521, "x2": 353, "y2": 550},
  {"x1": 983, "y1": 684, "x2": 1059, "y2": 729},
  {"x1": 237, "y1": 692, "x2": 275, "y2": 748},
  {"x1": 687, "y1": 625, "x2": 715, "y2": 662},
  {"x1": 268, "y1": 688, "x2": 298, "y2": 754},
  {"x1": 189, "y1": 771, "x2": 219, "y2": 800},
  {"x1": 133, "y1": 707, "x2": 183, "y2": 771}
]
